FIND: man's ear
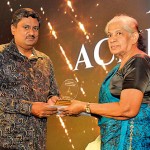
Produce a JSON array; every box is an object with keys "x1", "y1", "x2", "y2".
[
  {"x1": 11, "y1": 25, "x2": 16, "y2": 35},
  {"x1": 132, "y1": 32, "x2": 139, "y2": 44}
]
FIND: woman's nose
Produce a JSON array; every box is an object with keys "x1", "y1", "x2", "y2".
[{"x1": 109, "y1": 35, "x2": 117, "y2": 43}]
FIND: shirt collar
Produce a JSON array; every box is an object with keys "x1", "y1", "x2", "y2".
[{"x1": 5, "y1": 39, "x2": 44, "y2": 60}]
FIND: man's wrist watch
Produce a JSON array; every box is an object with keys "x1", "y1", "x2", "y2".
[{"x1": 85, "y1": 102, "x2": 91, "y2": 114}]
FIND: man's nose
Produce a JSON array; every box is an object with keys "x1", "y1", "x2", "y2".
[{"x1": 28, "y1": 28, "x2": 35, "y2": 35}]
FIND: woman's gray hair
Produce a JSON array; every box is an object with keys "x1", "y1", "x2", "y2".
[{"x1": 105, "y1": 14, "x2": 146, "y2": 52}]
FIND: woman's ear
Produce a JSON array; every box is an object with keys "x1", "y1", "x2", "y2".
[
  {"x1": 132, "y1": 32, "x2": 139, "y2": 44},
  {"x1": 11, "y1": 25, "x2": 16, "y2": 35}
]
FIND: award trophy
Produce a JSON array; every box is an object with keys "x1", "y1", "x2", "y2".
[
  {"x1": 54, "y1": 79, "x2": 91, "y2": 116},
  {"x1": 55, "y1": 79, "x2": 79, "y2": 106}
]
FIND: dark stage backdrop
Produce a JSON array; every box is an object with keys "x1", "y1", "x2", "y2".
[{"x1": 0, "y1": 0, "x2": 150, "y2": 150}]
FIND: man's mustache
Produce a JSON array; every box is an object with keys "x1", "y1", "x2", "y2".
[{"x1": 26, "y1": 35, "x2": 35, "y2": 39}]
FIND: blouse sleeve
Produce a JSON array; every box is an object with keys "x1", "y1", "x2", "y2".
[{"x1": 122, "y1": 56, "x2": 150, "y2": 93}]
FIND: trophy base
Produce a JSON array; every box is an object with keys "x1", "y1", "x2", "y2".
[{"x1": 55, "y1": 100, "x2": 71, "y2": 106}]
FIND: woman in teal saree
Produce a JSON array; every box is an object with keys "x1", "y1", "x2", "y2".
[
  {"x1": 60, "y1": 14, "x2": 150, "y2": 150},
  {"x1": 98, "y1": 63, "x2": 150, "y2": 149}
]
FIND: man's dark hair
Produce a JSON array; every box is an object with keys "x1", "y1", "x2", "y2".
[{"x1": 11, "y1": 8, "x2": 41, "y2": 27}]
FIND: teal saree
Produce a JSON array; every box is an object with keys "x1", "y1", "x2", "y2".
[{"x1": 98, "y1": 65, "x2": 150, "y2": 150}]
